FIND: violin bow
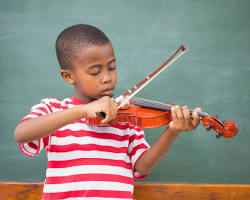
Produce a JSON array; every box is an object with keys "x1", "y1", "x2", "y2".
[{"x1": 115, "y1": 45, "x2": 187, "y2": 108}]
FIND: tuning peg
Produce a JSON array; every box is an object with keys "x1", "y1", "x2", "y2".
[
  {"x1": 216, "y1": 132, "x2": 223, "y2": 139},
  {"x1": 206, "y1": 124, "x2": 214, "y2": 131}
]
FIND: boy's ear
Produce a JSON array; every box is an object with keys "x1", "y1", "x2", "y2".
[{"x1": 60, "y1": 69, "x2": 75, "y2": 85}]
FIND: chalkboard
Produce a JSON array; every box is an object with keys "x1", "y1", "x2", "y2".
[{"x1": 1, "y1": 0, "x2": 250, "y2": 184}]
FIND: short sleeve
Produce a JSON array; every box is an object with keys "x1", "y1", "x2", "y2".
[
  {"x1": 19, "y1": 100, "x2": 52, "y2": 157},
  {"x1": 128, "y1": 125, "x2": 150, "y2": 180}
]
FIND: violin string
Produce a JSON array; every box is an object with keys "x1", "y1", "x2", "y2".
[
  {"x1": 134, "y1": 97, "x2": 171, "y2": 110},
  {"x1": 135, "y1": 98, "x2": 172, "y2": 111},
  {"x1": 131, "y1": 97, "x2": 209, "y2": 117},
  {"x1": 132, "y1": 97, "x2": 172, "y2": 111}
]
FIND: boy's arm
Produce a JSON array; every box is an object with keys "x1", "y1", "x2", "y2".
[
  {"x1": 134, "y1": 105, "x2": 201, "y2": 175},
  {"x1": 14, "y1": 96, "x2": 117, "y2": 144}
]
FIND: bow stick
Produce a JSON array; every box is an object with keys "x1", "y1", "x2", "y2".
[{"x1": 115, "y1": 45, "x2": 187, "y2": 108}]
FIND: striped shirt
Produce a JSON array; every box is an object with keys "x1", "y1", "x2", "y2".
[{"x1": 19, "y1": 96, "x2": 150, "y2": 200}]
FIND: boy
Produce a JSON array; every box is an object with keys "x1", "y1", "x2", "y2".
[{"x1": 14, "y1": 24, "x2": 201, "y2": 200}]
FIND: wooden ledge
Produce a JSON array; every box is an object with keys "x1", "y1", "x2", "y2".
[
  {"x1": 1, "y1": 182, "x2": 250, "y2": 200},
  {"x1": 0, "y1": 182, "x2": 43, "y2": 200},
  {"x1": 134, "y1": 183, "x2": 250, "y2": 200}
]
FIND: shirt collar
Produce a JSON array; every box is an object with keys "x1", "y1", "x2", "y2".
[{"x1": 71, "y1": 96, "x2": 86, "y2": 105}]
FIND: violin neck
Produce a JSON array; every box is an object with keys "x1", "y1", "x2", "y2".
[{"x1": 131, "y1": 97, "x2": 208, "y2": 117}]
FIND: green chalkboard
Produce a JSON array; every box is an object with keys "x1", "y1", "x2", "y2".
[{"x1": 1, "y1": 0, "x2": 250, "y2": 184}]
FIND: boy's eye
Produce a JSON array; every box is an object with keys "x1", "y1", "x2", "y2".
[
  {"x1": 88, "y1": 65, "x2": 116, "y2": 76},
  {"x1": 89, "y1": 71, "x2": 100, "y2": 76},
  {"x1": 109, "y1": 66, "x2": 116, "y2": 71},
  {"x1": 89, "y1": 69, "x2": 100, "y2": 76}
]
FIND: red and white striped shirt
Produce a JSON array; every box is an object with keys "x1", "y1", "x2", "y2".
[{"x1": 19, "y1": 96, "x2": 150, "y2": 200}]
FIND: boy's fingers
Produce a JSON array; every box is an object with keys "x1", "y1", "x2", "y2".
[
  {"x1": 191, "y1": 107, "x2": 202, "y2": 127},
  {"x1": 175, "y1": 105, "x2": 184, "y2": 121},
  {"x1": 192, "y1": 107, "x2": 202, "y2": 120},
  {"x1": 182, "y1": 106, "x2": 193, "y2": 129},
  {"x1": 111, "y1": 101, "x2": 118, "y2": 119},
  {"x1": 171, "y1": 106, "x2": 178, "y2": 122},
  {"x1": 193, "y1": 107, "x2": 202, "y2": 113},
  {"x1": 101, "y1": 100, "x2": 118, "y2": 124}
]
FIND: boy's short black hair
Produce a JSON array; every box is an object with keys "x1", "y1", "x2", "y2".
[{"x1": 56, "y1": 24, "x2": 110, "y2": 69}]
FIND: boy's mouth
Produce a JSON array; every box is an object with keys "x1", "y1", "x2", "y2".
[{"x1": 102, "y1": 87, "x2": 114, "y2": 96}]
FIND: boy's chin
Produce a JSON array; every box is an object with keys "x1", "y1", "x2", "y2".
[{"x1": 94, "y1": 94, "x2": 114, "y2": 100}]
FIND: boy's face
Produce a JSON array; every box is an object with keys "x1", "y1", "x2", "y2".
[{"x1": 69, "y1": 43, "x2": 117, "y2": 103}]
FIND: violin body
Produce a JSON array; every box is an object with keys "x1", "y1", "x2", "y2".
[{"x1": 88, "y1": 104, "x2": 173, "y2": 128}]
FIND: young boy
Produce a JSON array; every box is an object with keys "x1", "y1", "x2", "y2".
[{"x1": 14, "y1": 24, "x2": 201, "y2": 200}]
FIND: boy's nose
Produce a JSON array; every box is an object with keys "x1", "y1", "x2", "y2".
[{"x1": 102, "y1": 70, "x2": 112, "y2": 83}]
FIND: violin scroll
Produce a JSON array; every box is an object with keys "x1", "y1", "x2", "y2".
[
  {"x1": 202, "y1": 116, "x2": 238, "y2": 139},
  {"x1": 223, "y1": 121, "x2": 238, "y2": 138}
]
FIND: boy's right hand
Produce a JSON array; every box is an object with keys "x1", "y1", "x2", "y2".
[{"x1": 83, "y1": 96, "x2": 118, "y2": 123}]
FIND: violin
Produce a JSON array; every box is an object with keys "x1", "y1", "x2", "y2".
[
  {"x1": 87, "y1": 97, "x2": 238, "y2": 139},
  {"x1": 87, "y1": 45, "x2": 238, "y2": 139}
]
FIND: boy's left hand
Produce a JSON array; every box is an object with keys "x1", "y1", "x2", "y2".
[{"x1": 168, "y1": 105, "x2": 201, "y2": 134}]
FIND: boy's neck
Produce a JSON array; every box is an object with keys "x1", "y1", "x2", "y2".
[{"x1": 73, "y1": 92, "x2": 95, "y2": 104}]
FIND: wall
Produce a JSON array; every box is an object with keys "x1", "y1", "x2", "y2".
[{"x1": 0, "y1": 0, "x2": 249, "y2": 183}]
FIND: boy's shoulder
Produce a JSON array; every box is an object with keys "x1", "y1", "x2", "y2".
[
  {"x1": 37, "y1": 97, "x2": 74, "y2": 111},
  {"x1": 41, "y1": 97, "x2": 72, "y2": 104}
]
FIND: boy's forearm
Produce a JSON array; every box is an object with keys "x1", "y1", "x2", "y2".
[
  {"x1": 14, "y1": 105, "x2": 86, "y2": 144},
  {"x1": 135, "y1": 127, "x2": 180, "y2": 175}
]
